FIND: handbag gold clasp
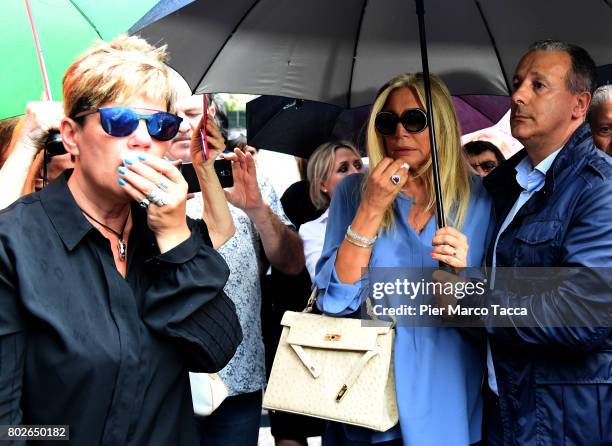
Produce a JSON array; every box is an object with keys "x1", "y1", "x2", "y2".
[
  {"x1": 324, "y1": 334, "x2": 342, "y2": 341},
  {"x1": 336, "y1": 384, "x2": 348, "y2": 402}
]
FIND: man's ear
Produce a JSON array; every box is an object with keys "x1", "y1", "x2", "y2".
[
  {"x1": 573, "y1": 91, "x2": 591, "y2": 120},
  {"x1": 60, "y1": 118, "x2": 80, "y2": 157}
]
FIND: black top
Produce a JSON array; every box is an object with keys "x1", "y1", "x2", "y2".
[
  {"x1": 279, "y1": 180, "x2": 323, "y2": 230},
  {"x1": 0, "y1": 172, "x2": 242, "y2": 445}
]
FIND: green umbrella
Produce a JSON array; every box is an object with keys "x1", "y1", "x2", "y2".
[{"x1": 1, "y1": 0, "x2": 161, "y2": 119}]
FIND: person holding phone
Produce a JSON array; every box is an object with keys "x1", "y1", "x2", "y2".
[
  {"x1": 0, "y1": 101, "x2": 72, "y2": 209},
  {"x1": 0, "y1": 35, "x2": 242, "y2": 445},
  {"x1": 169, "y1": 75, "x2": 305, "y2": 446}
]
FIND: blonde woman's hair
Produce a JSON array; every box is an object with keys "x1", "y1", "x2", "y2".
[
  {"x1": 307, "y1": 140, "x2": 359, "y2": 210},
  {"x1": 365, "y1": 73, "x2": 470, "y2": 231},
  {"x1": 63, "y1": 34, "x2": 176, "y2": 118}
]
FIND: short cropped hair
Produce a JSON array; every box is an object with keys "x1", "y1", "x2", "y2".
[
  {"x1": 463, "y1": 140, "x2": 505, "y2": 164},
  {"x1": 227, "y1": 129, "x2": 247, "y2": 150},
  {"x1": 528, "y1": 40, "x2": 597, "y2": 94},
  {"x1": 307, "y1": 140, "x2": 359, "y2": 210},
  {"x1": 588, "y1": 85, "x2": 612, "y2": 122},
  {"x1": 63, "y1": 34, "x2": 176, "y2": 119}
]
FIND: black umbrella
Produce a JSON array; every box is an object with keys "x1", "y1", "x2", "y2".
[
  {"x1": 246, "y1": 96, "x2": 370, "y2": 159},
  {"x1": 132, "y1": 0, "x2": 611, "y2": 106},
  {"x1": 133, "y1": 0, "x2": 610, "y2": 263}
]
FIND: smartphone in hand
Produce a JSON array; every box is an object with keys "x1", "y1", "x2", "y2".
[
  {"x1": 181, "y1": 160, "x2": 234, "y2": 193},
  {"x1": 200, "y1": 95, "x2": 210, "y2": 161}
]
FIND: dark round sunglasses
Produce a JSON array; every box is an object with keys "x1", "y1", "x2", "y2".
[
  {"x1": 374, "y1": 108, "x2": 428, "y2": 135},
  {"x1": 74, "y1": 107, "x2": 183, "y2": 141}
]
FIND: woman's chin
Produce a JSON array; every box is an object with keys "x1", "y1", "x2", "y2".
[{"x1": 391, "y1": 151, "x2": 423, "y2": 165}]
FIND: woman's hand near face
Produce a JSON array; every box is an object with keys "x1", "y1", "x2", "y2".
[
  {"x1": 360, "y1": 157, "x2": 410, "y2": 219},
  {"x1": 187, "y1": 112, "x2": 235, "y2": 248},
  {"x1": 334, "y1": 157, "x2": 410, "y2": 284},
  {"x1": 190, "y1": 112, "x2": 226, "y2": 168},
  {"x1": 431, "y1": 226, "x2": 469, "y2": 269},
  {"x1": 117, "y1": 152, "x2": 191, "y2": 253}
]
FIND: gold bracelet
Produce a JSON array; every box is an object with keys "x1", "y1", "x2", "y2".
[{"x1": 344, "y1": 234, "x2": 373, "y2": 249}]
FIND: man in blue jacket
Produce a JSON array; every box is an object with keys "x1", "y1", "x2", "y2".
[{"x1": 481, "y1": 40, "x2": 612, "y2": 444}]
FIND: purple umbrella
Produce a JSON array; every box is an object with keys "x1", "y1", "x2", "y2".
[{"x1": 452, "y1": 95, "x2": 510, "y2": 135}]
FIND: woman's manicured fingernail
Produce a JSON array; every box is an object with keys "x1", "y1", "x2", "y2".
[
  {"x1": 137, "y1": 153, "x2": 147, "y2": 161},
  {"x1": 117, "y1": 166, "x2": 127, "y2": 175},
  {"x1": 118, "y1": 178, "x2": 126, "y2": 186},
  {"x1": 123, "y1": 158, "x2": 133, "y2": 165}
]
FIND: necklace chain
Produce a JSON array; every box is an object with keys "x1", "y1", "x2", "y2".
[{"x1": 79, "y1": 207, "x2": 130, "y2": 261}]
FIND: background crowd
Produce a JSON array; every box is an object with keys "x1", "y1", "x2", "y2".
[{"x1": 0, "y1": 29, "x2": 611, "y2": 446}]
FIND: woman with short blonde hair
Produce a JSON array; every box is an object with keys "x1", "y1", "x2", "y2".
[
  {"x1": 307, "y1": 140, "x2": 361, "y2": 210},
  {"x1": 0, "y1": 35, "x2": 241, "y2": 445},
  {"x1": 300, "y1": 140, "x2": 363, "y2": 281}
]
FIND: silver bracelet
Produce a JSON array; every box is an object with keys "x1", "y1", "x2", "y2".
[
  {"x1": 344, "y1": 234, "x2": 373, "y2": 249},
  {"x1": 346, "y1": 225, "x2": 377, "y2": 246}
]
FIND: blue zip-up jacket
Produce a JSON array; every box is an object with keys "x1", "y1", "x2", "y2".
[{"x1": 482, "y1": 122, "x2": 612, "y2": 445}]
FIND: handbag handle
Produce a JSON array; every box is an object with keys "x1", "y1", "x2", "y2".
[
  {"x1": 306, "y1": 288, "x2": 396, "y2": 326},
  {"x1": 289, "y1": 342, "x2": 380, "y2": 403},
  {"x1": 303, "y1": 287, "x2": 318, "y2": 313}
]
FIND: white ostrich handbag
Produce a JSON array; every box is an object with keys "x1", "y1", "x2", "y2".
[{"x1": 262, "y1": 291, "x2": 398, "y2": 432}]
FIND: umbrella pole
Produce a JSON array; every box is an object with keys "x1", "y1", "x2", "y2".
[
  {"x1": 415, "y1": 0, "x2": 444, "y2": 228},
  {"x1": 415, "y1": 0, "x2": 454, "y2": 270},
  {"x1": 25, "y1": 0, "x2": 52, "y2": 187},
  {"x1": 25, "y1": 0, "x2": 53, "y2": 101}
]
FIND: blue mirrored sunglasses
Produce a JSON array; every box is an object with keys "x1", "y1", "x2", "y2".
[{"x1": 74, "y1": 107, "x2": 183, "y2": 141}]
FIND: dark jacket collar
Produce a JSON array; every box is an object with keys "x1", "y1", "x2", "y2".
[
  {"x1": 39, "y1": 170, "x2": 94, "y2": 251},
  {"x1": 483, "y1": 122, "x2": 594, "y2": 200},
  {"x1": 39, "y1": 170, "x2": 148, "y2": 252}
]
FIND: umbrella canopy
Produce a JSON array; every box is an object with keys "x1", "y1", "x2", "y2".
[
  {"x1": 1, "y1": 0, "x2": 163, "y2": 119},
  {"x1": 453, "y1": 95, "x2": 510, "y2": 135},
  {"x1": 246, "y1": 97, "x2": 344, "y2": 159},
  {"x1": 132, "y1": 0, "x2": 612, "y2": 107},
  {"x1": 247, "y1": 94, "x2": 509, "y2": 159}
]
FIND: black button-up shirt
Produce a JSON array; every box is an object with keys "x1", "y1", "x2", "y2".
[{"x1": 0, "y1": 172, "x2": 242, "y2": 445}]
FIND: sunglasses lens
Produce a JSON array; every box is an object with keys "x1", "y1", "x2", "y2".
[
  {"x1": 99, "y1": 107, "x2": 139, "y2": 137},
  {"x1": 375, "y1": 112, "x2": 398, "y2": 135},
  {"x1": 481, "y1": 161, "x2": 497, "y2": 172},
  {"x1": 148, "y1": 113, "x2": 182, "y2": 141},
  {"x1": 98, "y1": 108, "x2": 181, "y2": 141},
  {"x1": 401, "y1": 109, "x2": 427, "y2": 133}
]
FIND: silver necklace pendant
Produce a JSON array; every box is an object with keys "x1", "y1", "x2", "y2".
[{"x1": 118, "y1": 239, "x2": 127, "y2": 262}]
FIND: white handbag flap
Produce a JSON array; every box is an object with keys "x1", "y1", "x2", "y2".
[{"x1": 281, "y1": 311, "x2": 392, "y2": 351}]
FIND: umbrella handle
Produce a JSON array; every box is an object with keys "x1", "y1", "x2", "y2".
[
  {"x1": 415, "y1": 0, "x2": 454, "y2": 271},
  {"x1": 25, "y1": 0, "x2": 53, "y2": 101}
]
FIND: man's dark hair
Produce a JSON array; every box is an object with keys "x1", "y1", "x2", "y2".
[
  {"x1": 528, "y1": 40, "x2": 597, "y2": 94},
  {"x1": 463, "y1": 140, "x2": 505, "y2": 164}
]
